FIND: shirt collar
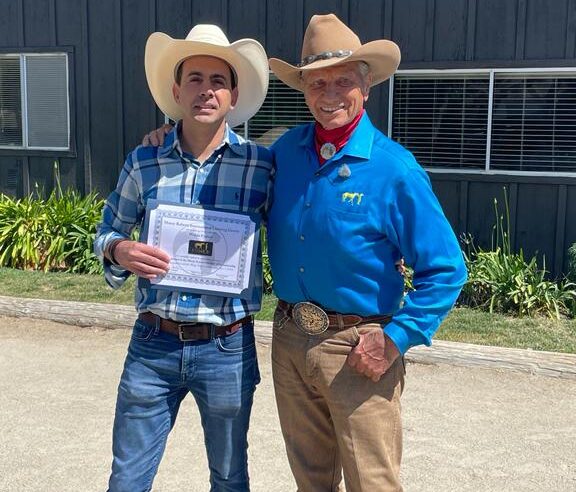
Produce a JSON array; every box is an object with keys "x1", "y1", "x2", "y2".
[
  {"x1": 340, "y1": 111, "x2": 374, "y2": 160},
  {"x1": 158, "y1": 120, "x2": 247, "y2": 159},
  {"x1": 297, "y1": 111, "x2": 375, "y2": 161}
]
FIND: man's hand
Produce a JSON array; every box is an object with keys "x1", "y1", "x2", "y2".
[
  {"x1": 113, "y1": 240, "x2": 170, "y2": 279},
  {"x1": 347, "y1": 330, "x2": 400, "y2": 382},
  {"x1": 142, "y1": 124, "x2": 173, "y2": 147}
]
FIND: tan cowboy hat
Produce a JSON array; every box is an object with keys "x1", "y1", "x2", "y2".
[
  {"x1": 269, "y1": 14, "x2": 401, "y2": 91},
  {"x1": 145, "y1": 24, "x2": 269, "y2": 127}
]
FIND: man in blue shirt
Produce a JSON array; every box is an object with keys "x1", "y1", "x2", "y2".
[
  {"x1": 266, "y1": 14, "x2": 467, "y2": 492},
  {"x1": 142, "y1": 14, "x2": 467, "y2": 492},
  {"x1": 94, "y1": 25, "x2": 273, "y2": 491}
]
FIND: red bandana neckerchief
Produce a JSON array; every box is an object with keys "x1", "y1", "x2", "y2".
[{"x1": 314, "y1": 109, "x2": 364, "y2": 165}]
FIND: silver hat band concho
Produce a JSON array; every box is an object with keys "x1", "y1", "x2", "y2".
[{"x1": 292, "y1": 301, "x2": 330, "y2": 335}]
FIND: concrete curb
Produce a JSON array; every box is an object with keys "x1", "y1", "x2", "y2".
[{"x1": 1, "y1": 295, "x2": 575, "y2": 379}]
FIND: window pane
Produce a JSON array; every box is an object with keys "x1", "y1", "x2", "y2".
[
  {"x1": 392, "y1": 75, "x2": 489, "y2": 169},
  {"x1": 491, "y1": 75, "x2": 576, "y2": 172},
  {"x1": 246, "y1": 75, "x2": 313, "y2": 147},
  {"x1": 0, "y1": 56, "x2": 23, "y2": 147},
  {"x1": 25, "y1": 54, "x2": 69, "y2": 149}
]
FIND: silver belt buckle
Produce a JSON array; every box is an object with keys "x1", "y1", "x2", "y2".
[
  {"x1": 178, "y1": 323, "x2": 200, "y2": 341},
  {"x1": 292, "y1": 302, "x2": 329, "y2": 335}
]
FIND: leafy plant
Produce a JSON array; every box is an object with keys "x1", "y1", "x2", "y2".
[
  {"x1": 261, "y1": 228, "x2": 273, "y2": 293},
  {"x1": 0, "y1": 193, "x2": 47, "y2": 269},
  {"x1": 401, "y1": 264, "x2": 414, "y2": 293},
  {"x1": 461, "y1": 189, "x2": 576, "y2": 319},
  {"x1": 0, "y1": 162, "x2": 104, "y2": 274},
  {"x1": 568, "y1": 243, "x2": 576, "y2": 283}
]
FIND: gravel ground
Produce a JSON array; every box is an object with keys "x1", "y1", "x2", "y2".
[{"x1": 0, "y1": 316, "x2": 575, "y2": 491}]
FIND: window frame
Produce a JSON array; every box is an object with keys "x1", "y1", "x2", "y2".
[
  {"x1": 389, "y1": 66, "x2": 576, "y2": 178},
  {"x1": 0, "y1": 47, "x2": 75, "y2": 157}
]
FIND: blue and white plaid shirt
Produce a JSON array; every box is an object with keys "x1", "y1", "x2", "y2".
[{"x1": 94, "y1": 122, "x2": 274, "y2": 325}]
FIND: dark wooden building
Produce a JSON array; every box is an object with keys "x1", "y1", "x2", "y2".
[{"x1": 1, "y1": 0, "x2": 575, "y2": 275}]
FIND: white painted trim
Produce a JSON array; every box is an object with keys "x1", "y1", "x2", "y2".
[
  {"x1": 20, "y1": 55, "x2": 28, "y2": 148},
  {"x1": 397, "y1": 67, "x2": 576, "y2": 76},
  {"x1": 425, "y1": 167, "x2": 576, "y2": 178},
  {"x1": 485, "y1": 70, "x2": 495, "y2": 172},
  {"x1": 387, "y1": 75, "x2": 394, "y2": 138},
  {"x1": 1, "y1": 52, "x2": 71, "y2": 151}
]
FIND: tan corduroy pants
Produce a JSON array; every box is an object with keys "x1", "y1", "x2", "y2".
[{"x1": 271, "y1": 314, "x2": 405, "y2": 492}]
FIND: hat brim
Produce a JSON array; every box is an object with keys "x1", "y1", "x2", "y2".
[
  {"x1": 145, "y1": 32, "x2": 269, "y2": 127},
  {"x1": 269, "y1": 40, "x2": 401, "y2": 91}
]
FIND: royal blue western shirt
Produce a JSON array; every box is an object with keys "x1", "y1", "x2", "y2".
[
  {"x1": 94, "y1": 123, "x2": 274, "y2": 325},
  {"x1": 267, "y1": 113, "x2": 467, "y2": 354}
]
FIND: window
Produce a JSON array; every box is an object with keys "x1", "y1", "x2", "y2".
[
  {"x1": 392, "y1": 74, "x2": 489, "y2": 170},
  {"x1": 391, "y1": 69, "x2": 576, "y2": 174},
  {"x1": 0, "y1": 53, "x2": 70, "y2": 150},
  {"x1": 238, "y1": 74, "x2": 313, "y2": 147}
]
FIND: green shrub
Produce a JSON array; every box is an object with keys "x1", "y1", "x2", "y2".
[
  {"x1": 568, "y1": 243, "x2": 576, "y2": 283},
  {"x1": 402, "y1": 264, "x2": 414, "y2": 293},
  {"x1": 0, "y1": 194, "x2": 47, "y2": 269},
  {"x1": 462, "y1": 244, "x2": 576, "y2": 318},
  {"x1": 0, "y1": 173, "x2": 104, "y2": 273},
  {"x1": 261, "y1": 228, "x2": 273, "y2": 293},
  {"x1": 461, "y1": 192, "x2": 576, "y2": 319}
]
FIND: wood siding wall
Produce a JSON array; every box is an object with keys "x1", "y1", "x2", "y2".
[{"x1": 1, "y1": 0, "x2": 576, "y2": 274}]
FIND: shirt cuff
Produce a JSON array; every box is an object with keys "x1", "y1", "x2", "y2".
[
  {"x1": 383, "y1": 321, "x2": 412, "y2": 355},
  {"x1": 102, "y1": 256, "x2": 131, "y2": 289}
]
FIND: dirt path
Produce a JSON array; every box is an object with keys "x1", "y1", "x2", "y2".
[{"x1": 1, "y1": 317, "x2": 574, "y2": 491}]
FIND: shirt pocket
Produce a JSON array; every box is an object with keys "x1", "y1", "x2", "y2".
[{"x1": 329, "y1": 186, "x2": 370, "y2": 215}]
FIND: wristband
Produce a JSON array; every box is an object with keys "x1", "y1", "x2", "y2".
[{"x1": 107, "y1": 239, "x2": 125, "y2": 266}]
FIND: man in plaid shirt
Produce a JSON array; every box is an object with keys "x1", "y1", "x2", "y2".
[{"x1": 94, "y1": 25, "x2": 272, "y2": 492}]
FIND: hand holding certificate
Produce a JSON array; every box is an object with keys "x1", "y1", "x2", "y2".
[{"x1": 143, "y1": 200, "x2": 260, "y2": 298}]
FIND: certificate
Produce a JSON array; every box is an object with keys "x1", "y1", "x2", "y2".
[{"x1": 143, "y1": 200, "x2": 260, "y2": 299}]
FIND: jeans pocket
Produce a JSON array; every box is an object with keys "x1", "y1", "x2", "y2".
[
  {"x1": 400, "y1": 355, "x2": 407, "y2": 375},
  {"x1": 215, "y1": 325, "x2": 256, "y2": 354},
  {"x1": 273, "y1": 306, "x2": 289, "y2": 331},
  {"x1": 351, "y1": 325, "x2": 361, "y2": 345},
  {"x1": 131, "y1": 318, "x2": 156, "y2": 342}
]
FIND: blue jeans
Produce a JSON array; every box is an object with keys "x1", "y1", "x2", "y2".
[{"x1": 107, "y1": 317, "x2": 260, "y2": 492}]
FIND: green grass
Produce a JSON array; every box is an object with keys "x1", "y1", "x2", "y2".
[
  {"x1": 0, "y1": 267, "x2": 276, "y2": 321},
  {"x1": 437, "y1": 306, "x2": 576, "y2": 353},
  {"x1": 1, "y1": 268, "x2": 574, "y2": 353},
  {"x1": 0, "y1": 267, "x2": 136, "y2": 304}
]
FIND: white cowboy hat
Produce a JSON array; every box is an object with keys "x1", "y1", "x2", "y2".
[
  {"x1": 269, "y1": 14, "x2": 401, "y2": 91},
  {"x1": 145, "y1": 24, "x2": 269, "y2": 127}
]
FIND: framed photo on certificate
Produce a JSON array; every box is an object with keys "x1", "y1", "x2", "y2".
[{"x1": 142, "y1": 200, "x2": 260, "y2": 299}]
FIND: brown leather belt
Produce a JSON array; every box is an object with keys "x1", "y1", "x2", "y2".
[
  {"x1": 277, "y1": 300, "x2": 391, "y2": 330},
  {"x1": 138, "y1": 312, "x2": 252, "y2": 341}
]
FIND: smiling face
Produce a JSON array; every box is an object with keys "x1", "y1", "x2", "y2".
[
  {"x1": 172, "y1": 55, "x2": 238, "y2": 127},
  {"x1": 301, "y1": 62, "x2": 371, "y2": 130}
]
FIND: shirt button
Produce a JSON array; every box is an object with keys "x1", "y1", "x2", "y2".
[
  {"x1": 305, "y1": 203, "x2": 311, "y2": 208},
  {"x1": 181, "y1": 295, "x2": 187, "y2": 301},
  {"x1": 299, "y1": 267, "x2": 305, "y2": 273},
  {"x1": 300, "y1": 235, "x2": 305, "y2": 241}
]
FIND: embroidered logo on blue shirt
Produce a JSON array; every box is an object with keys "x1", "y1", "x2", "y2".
[{"x1": 341, "y1": 192, "x2": 364, "y2": 205}]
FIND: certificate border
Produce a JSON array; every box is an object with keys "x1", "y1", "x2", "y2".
[{"x1": 141, "y1": 199, "x2": 261, "y2": 300}]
